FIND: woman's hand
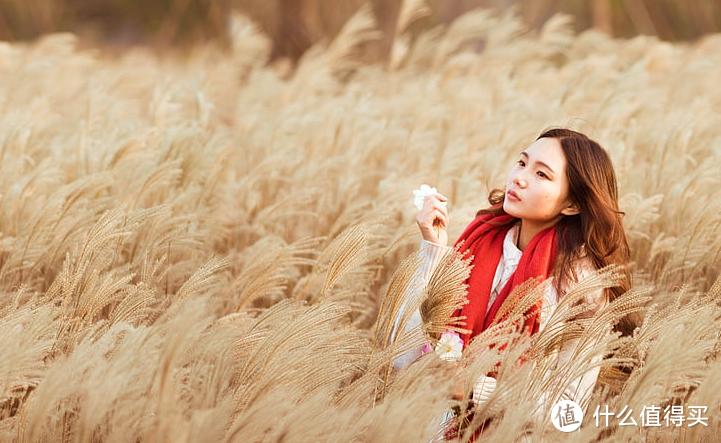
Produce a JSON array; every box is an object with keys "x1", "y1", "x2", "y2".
[{"x1": 415, "y1": 193, "x2": 449, "y2": 246}]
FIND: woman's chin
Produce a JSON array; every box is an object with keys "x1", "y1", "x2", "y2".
[{"x1": 503, "y1": 200, "x2": 521, "y2": 217}]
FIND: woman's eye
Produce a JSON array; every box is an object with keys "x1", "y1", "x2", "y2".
[
  {"x1": 517, "y1": 160, "x2": 525, "y2": 167},
  {"x1": 537, "y1": 171, "x2": 548, "y2": 179}
]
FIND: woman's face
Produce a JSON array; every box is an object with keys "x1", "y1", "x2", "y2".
[{"x1": 503, "y1": 137, "x2": 577, "y2": 227}]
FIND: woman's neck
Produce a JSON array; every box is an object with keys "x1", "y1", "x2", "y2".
[{"x1": 517, "y1": 217, "x2": 561, "y2": 251}]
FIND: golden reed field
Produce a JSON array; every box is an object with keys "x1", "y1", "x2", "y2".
[{"x1": 0, "y1": 5, "x2": 720, "y2": 442}]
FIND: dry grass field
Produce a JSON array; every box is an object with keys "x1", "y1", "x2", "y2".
[{"x1": 0, "y1": 6, "x2": 720, "y2": 442}]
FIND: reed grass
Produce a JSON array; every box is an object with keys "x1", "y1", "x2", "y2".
[{"x1": 0, "y1": 7, "x2": 720, "y2": 442}]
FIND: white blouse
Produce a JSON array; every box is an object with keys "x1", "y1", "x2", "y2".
[{"x1": 392, "y1": 223, "x2": 608, "y2": 415}]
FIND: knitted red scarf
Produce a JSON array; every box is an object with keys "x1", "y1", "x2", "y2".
[{"x1": 453, "y1": 206, "x2": 557, "y2": 347}]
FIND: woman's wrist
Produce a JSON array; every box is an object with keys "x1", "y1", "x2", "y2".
[{"x1": 420, "y1": 227, "x2": 448, "y2": 246}]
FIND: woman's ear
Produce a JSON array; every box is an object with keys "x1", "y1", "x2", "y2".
[{"x1": 561, "y1": 201, "x2": 580, "y2": 216}]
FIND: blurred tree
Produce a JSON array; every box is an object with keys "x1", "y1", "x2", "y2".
[
  {"x1": 0, "y1": 0, "x2": 719, "y2": 54},
  {"x1": 591, "y1": 0, "x2": 612, "y2": 35}
]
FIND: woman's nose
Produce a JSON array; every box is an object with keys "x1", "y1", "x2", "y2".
[{"x1": 513, "y1": 174, "x2": 527, "y2": 188}]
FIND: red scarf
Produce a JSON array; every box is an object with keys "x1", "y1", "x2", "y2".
[{"x1": 453, "y1": 206, "x2": 557, "y2": 347}]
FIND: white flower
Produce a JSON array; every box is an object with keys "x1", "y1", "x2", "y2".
[
  {"x1": 413, "y1": 184, "x2": 439, "y2": 210},
  {"x1": 434, "y1": 331, "x2": 463, "y2": 362}
]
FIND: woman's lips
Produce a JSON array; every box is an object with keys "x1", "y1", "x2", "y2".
[{"x1": 507, "y1": 190, "x2": 521, "y2": 201}]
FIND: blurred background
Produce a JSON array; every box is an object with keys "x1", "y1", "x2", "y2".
[{"x1": 1, "y1": 0, "x2": 720, "y2": 58}]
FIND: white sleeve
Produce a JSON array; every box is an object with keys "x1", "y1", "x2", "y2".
[
  {"x1": 534, "y1": 261, "x2": 608, "y2": 415},
  {"x1": 392, "y1": 240, "x2": 452, "y2": 369},
  {"x1": 416, "y1": 240, "x2": 452, "y2": 283}
]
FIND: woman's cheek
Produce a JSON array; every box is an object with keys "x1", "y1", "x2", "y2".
[{"x1": 539, "y1": 192, "x2": 557, "y2": 217}]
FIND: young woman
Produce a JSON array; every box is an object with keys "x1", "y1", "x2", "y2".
[{"x1": 401, "y1": 128, "x2": 633, "y2": 423}]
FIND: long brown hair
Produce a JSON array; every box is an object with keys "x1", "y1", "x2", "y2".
[{"x1": 481, "y1": 128, "x2": 635, "y2": 335}]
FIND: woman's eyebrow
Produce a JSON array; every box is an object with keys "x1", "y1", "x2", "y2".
[{"x1": 520, "y1": 151, "x2": 556, "y2": 175}]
